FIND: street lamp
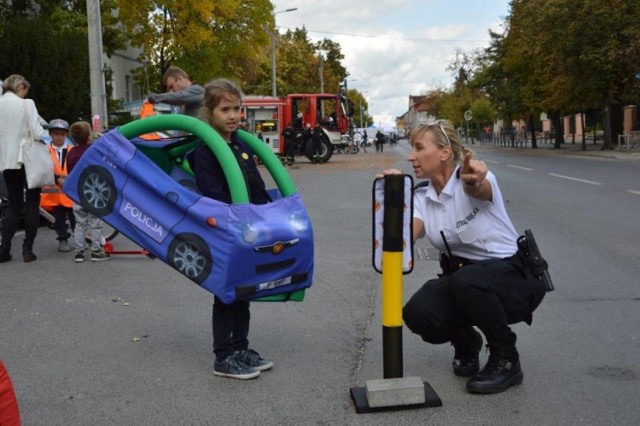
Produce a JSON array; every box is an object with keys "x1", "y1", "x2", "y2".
[{"x1": 267, "y1": 7, "x2": 298, "y2": 97}]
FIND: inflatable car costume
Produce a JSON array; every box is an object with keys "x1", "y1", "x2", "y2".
[{"x1": 64, "y1": 115, "x2": 314, "y2": 304}]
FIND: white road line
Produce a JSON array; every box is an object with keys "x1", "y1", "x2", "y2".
[
  {"x1": 484, "y1": 159, "x2": 499, "y2": 164},
  {"x1": 626, "y1": 190, "x2": 640, "y2": 196},
  {"x1": 548, "y1": 173, "x2": 602, "y2": 185},
  {"x1": 507, "y1": 164, "x2": 533, "y2": 171}
]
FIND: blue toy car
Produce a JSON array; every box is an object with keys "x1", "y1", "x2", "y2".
[{"x1": 64, "y1": 115, "x2": 314, "y2": 303}]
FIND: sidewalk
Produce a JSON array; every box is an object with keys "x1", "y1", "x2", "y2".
[{"x1": 464, "y1": 137, "x2": 640, "y2": 160}]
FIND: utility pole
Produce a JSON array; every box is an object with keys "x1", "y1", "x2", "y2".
[
  {"x1": 268, "y1": 8, "x2": 298, "y2": 97},
  {"x1": 86, "y1": 0, "x2": 108, "y2": 130}
]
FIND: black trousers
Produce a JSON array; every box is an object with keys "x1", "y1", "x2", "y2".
[
  {"x1": 52, "y1": 205, "x2": 75, "y2": 241},
  {"x1": 403, "y1": 258, "x2": 546, "y2": 346},
  {"x1": 1, "y1": 168, "x2": 41, "y2": 252},
  {"x1": 212, "y1": 296, "x2": 250, "y2": 361}
]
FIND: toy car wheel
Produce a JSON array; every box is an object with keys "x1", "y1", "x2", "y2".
[
  {"x1": 167, "y1": 233, "x2": 212, "y2": 285},
  {"x1": 77, "y1": 166, "x2": 117, "y2": 217}
]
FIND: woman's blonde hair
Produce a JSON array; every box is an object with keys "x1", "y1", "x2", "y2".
[
  {"x1": 2, "y1": 74, "x2": 30, "y2": 94},
  {"x1": 410, "y1": 119, "x2": 472, "y2": 163}
]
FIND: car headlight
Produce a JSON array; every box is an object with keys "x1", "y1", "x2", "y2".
[
  {"x1": 241, "y1": 223, "x2": 258, "y2": 243},
  {"x1": 289, "y1": 213, "x2": 307, "y2": 233}
]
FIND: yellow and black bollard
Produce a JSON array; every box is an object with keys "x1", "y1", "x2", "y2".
[
  {"x1": 381, "y1": 174, "x2": 406, "y2": 379},
  {"x1": 350, "y1": 174, "x2": 442, "y2": 413}
]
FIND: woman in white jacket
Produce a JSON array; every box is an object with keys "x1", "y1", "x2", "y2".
[{"x1": 0, "y1": 75, "x2": 49, "y2": 262}]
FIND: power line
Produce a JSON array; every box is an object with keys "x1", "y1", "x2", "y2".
[{"x1": 277, "y1": 26, "x2": 490, "y2": 44}]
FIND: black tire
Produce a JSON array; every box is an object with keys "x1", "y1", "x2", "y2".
[
  {"x1": 77, "y1": 166, "x2": 117, "y2": 217},
  {"x1": 304, "y1": 138, "x2": 333, "y2": 163},
  {"x1": 167, "y1": 233, "x2": 212, "y2": 285}
]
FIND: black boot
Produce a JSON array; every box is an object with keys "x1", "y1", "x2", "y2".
[
  {"x1": 0, "y1": 247, "x2": 12, "y2": 263},
  {"x1": 23, "y1": 242, "x2": 37, "y2": 263},
  {"x1": 451, "y1": 328, "x2": 483, "y2": 377},
  {"x1": 466, "y1": 343, "x2": 523, "y2": 394}
]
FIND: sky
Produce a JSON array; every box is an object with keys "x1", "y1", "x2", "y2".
[{"x1": 272, "y1": 0, "x2": 511, "y2": 127}]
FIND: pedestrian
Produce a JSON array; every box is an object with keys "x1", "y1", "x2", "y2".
[
  {"x1": 311, "y1": 122, "x2": 324, "y2": 163},
  {"x1": 40, "y1": 119, "x2": 76, "y2": 252},
  {"x1": 354, "y1": 131, "x2": 366, "y2": 153},
  {"x1": 379, "y1": 120, "x2": 547, "y2": 394},
  {"x1": 65, "y1": 121, "x2": 110, "y2": 263},
  {"x1": 0, "y1": 75, "x2": 49, "y2": 263},
  {"x1": 147, "y1": 66, "x2": 204, "y2": 118},
  {"x1": 375, "y1": 129, "x2": 385, "y2": 152},
  {"x1": 282, "y1": 126, "x2": 301, "y2": 168},
  {"x1": 363, "y1": 129, "x2": 368, "y2": 147},
  {"x1": 188, "y1": 78, "x2": 273, "y2": 380}
]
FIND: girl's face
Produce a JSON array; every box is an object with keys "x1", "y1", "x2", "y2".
[
  {"x1": 210, "y1": 95, "x2": 242, "y2": 140},
  {"x1": 407, "y1": 129, "x2": 449, "y2": 179}
]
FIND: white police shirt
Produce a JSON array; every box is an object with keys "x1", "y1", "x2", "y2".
[{"x1": 413, "y1": 166, "x2": 518, "y2": 260}]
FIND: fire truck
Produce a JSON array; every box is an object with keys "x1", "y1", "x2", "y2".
[{"x1": 242, "y1": 93, "x2": 354, "y2": 163}]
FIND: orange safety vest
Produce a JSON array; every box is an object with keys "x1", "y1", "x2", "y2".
[{"x1": 40, "y1": 144, "x2": 74, "y2": 210}]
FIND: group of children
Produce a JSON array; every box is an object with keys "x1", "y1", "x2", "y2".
[{"x1": 42, "y1": 119, "x2": 109, "y2": 262}]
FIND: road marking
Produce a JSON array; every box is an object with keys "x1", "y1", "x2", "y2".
[
  {"x1": 507, "y1": 164, "x2": 533, "y2": 171},
  {"x1": 626, "y1": 190, "x2": 640, "y2": 196},
  {"x1": 484, "y1": 159, "x2": 499, "y2": 164},
  {"x1": 548, "y1": 173, "x2": 602, "y2": 185}
]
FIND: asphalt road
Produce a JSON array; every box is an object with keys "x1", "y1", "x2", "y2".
[{"x1": 1, "y1": 143, "x2": 639, "y2": 425}]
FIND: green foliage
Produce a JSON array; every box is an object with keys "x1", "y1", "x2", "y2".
[
  {"x1": 0, "y1": 0, "x2": 126, "y2": 122},
  {"x1": 346, "y1": 89, "x2": 372, "y2": 127},
  {"x1": 463, "y1": 0, "x2": 640, "y2": 148},
  {"x1": 0, "y1": 14, "x2": 91, "y2": 122}
]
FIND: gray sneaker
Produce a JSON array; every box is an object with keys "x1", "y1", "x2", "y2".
[
  {"x1": 214, "y1": 353, "x2": 260, "y2": 380},
  {"x1": 58, "y1": 240, "x2": 71, "y2": 252},
  {"x1": 90, "y1": 250, "x2": 110, "y2": 262},
  {"x1": 235, "y1": 349, "x2": 273, "y2": 371}
]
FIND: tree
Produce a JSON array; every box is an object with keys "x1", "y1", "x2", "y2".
[
  {"x1": 116, "y1": 0, "x2": 273, "y2": 93},
  {"x1": 0, "y1": 0, "x2": 126, "y2": 121},
  {"x1": 346, "y1": 89, "x2": 371, "y2": 128},
  {"x1": 499, "y1": 0, "x2": 640, "y2": 149}
]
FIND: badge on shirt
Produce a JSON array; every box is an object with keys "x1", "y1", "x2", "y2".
[{"x1": 241, "y1": 152, "x2": 249, "y2": 160}]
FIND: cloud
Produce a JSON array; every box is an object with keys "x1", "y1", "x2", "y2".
[{"x1": 273, "y1": 0, "x2": 509, "y2": 126}]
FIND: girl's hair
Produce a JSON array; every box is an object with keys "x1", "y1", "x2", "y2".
[
  {"x1": 202, "y1": 78, "x2": 243, "y2": 122},
  {"x1": 410, "y1": 119, "x2": 473, "y2": 163},
  {"x1": 2, "y1": 74, "x2": 30, "y2": 94},
  {"x1": 69, "y1": 121, "x2": 92, "y2": 145}
]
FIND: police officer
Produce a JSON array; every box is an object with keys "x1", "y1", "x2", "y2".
[{"x1": 380, "y1": 120, "x2": 547, "y2": 394}]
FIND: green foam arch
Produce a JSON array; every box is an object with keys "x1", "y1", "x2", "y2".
[
  {"x1": 238, "y1": 129, "x2": 297, "y2": 197},
  {"x1": 119, "y1": 115, "x2": 249, "y2": 204}
]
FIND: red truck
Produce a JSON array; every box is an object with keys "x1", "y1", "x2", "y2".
[{"x1": 242, "y1": 93, "x2": 354, "y2": 163}]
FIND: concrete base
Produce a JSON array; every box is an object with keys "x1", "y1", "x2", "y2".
[
  {"x1": 366, "y1": 376, "x2": 425, "y2": 408},
  {"x1": 350, "y1": 379, "x2": 442, "y2": 414}
]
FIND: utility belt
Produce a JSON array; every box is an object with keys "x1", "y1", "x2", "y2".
[
  {"x1": 439, "y1": 229, "x2": 554, "y2": 292},
  {"x1": 439, "y1": 252, "x2": 474, "y2": 275}
]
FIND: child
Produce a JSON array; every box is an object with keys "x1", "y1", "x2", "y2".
[
  {"x1": 40, "y1": 119, "x2": 76, "y2": 252},
  {"x1": 189, "y1": 78, "x2": 272, "y2": 380},
  {"x1": 65, "y1": 121, "x2": 110, "y2": 262}
]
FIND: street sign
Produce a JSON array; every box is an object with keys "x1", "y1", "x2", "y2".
[{"x1": 464, "y1": 110, "x2": 473, "y2": 122}]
